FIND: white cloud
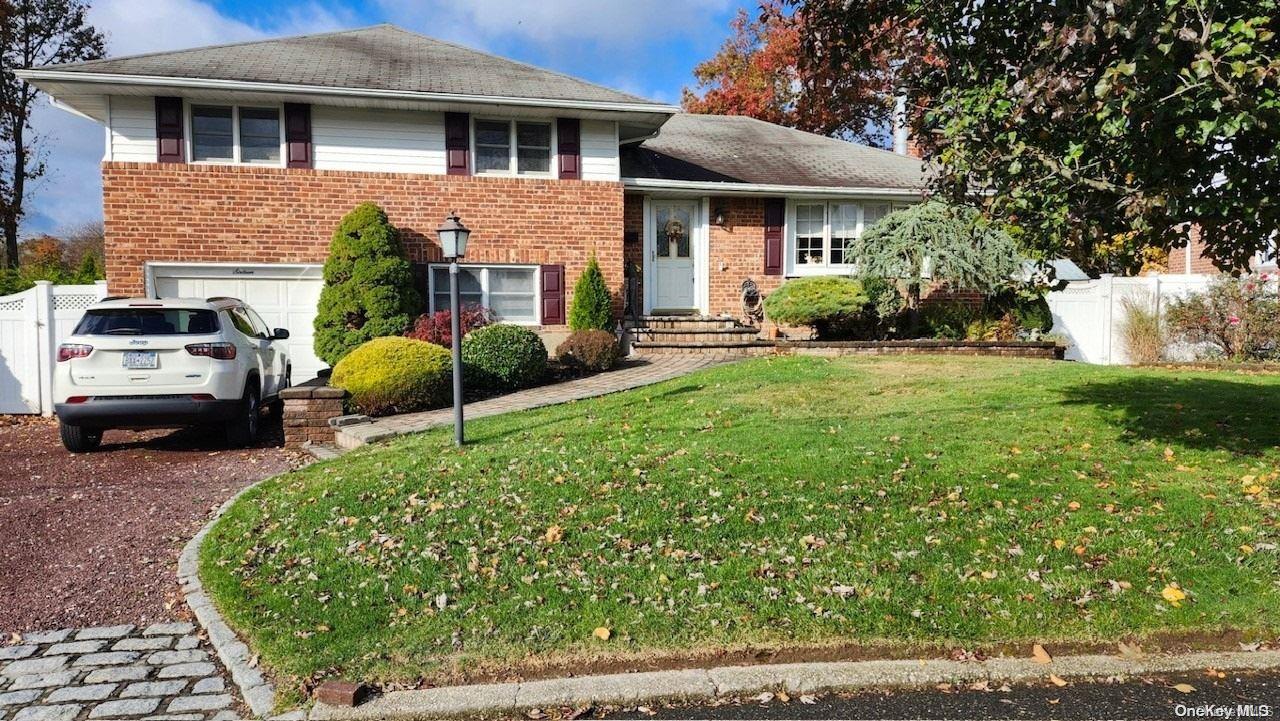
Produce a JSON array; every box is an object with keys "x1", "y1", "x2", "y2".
[
  {"x1": 375, "y1": 0, "x2": 731, "y2": 49},
  {"x1": 21, "y1": 0, "x2": 349, "y2": 237}
]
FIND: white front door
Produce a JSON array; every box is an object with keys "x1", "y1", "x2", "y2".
[{"x1": 652, "y1": 200, "x2": 698, "y2": 312}]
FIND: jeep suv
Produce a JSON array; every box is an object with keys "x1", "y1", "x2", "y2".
[{"x1": 53, "y1": 297, "x2": 292, "y2": 452}]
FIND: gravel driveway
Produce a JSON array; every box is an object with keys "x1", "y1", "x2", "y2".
[{"x1": 0, "y1": 417, "x2": 300, "y2": 634}]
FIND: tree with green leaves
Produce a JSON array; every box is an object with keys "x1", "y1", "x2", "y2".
[
  {"x1": 848, "y1": 201, "x2": 1020, "y2": 329},
  {"x1": 314, "y1": 203, "x2": 420, "y2": 367},
  {"x1": 797, "y1": 0, "x2": 1280, "y2": 275},
  {"x1": 568, "y1": 254, "x2": 614, "y2": 331},
  {"x1": 1, "y1": 0, "x2": 105, "y2": 268}
]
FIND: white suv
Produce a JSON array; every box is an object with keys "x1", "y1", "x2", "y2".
[{"x1": 54, "y1": 297, "x2": 292, "y2": 452}]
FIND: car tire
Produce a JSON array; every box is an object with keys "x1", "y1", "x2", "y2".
[
  {"x1": 59, "y1": 422, "x2": 103, "y2": 453},
  {"x1": 225, "y1": 385, "x2": 260, "y2": 448}
]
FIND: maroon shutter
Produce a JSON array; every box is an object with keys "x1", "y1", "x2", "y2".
[
  {"x1": 540, "y1": 264, "x2": 566, "y2": 325},
  {"x1": 445, "y1": 112, "x2": 470, "y2": 175},
  {"x1": 283, "y1": 103, "x2": 312, "y2": 169},
  {"x1": 155, "y1": 97, "x2": 184, "y2": 163},
  {"x1": 557, "y1": 118, "x2": 581, "y2": 180},
  {"x1": 763, "y1": 198, "x2": 784, "y2": 275}
]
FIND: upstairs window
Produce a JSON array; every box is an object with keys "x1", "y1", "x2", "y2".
[
  {"x1": 191, "y1": 104, "x2": 281, "y2": 165},
  {"x1": 473, "y1": 119, "x2": 553, "y2": 176}
]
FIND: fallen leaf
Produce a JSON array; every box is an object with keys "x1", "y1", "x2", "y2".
[
  {"x1": 1161, "y1": 584, "x2": 1187, "y2": 607},
  {"x1": 1049, "y1": 674, "x2": 1068, "y2": 687},
  {"x1": 592, "y1": 626, "x2": 611, "y2": 641},
  {"x1": 1173, "y1": 683, "x2": 1195, "y2": 694},
  {"x1": 544, "y1": 525, "x2": 564, "y2": 544},
  {"x1": 1032, "y1": 644, "x2": 1053, "y2": 664},
  {"x1": 1118, "y1": 642, "x2": 1143, "y2": 659},
  {"x1": 799, "y1": 695, "x2": 817, "y2": 705},
  {"x1": 755, "y1": 692, "x2": 775, "y2": 704}
]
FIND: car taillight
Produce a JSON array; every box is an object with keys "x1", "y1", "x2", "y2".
[
  {"x1": 57, "y1": 344, "x2": 93, "y2": 362},
  {"x1": 64, "y1": 396, "x2": 89, "y2": 404},
  {"x1": 185, "y1": 342, "x2": 237, "y2": 360},
  {"x1": 191, "y1": 394, "x2": 215, "y2": 401}
]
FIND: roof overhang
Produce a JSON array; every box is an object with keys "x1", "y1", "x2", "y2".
[
  {"x1": 622, "y1": 177, "x2": 926, "y2": 198},
  {"x1": 14, "y1": 69, "x2": 680, "y2": 126}
]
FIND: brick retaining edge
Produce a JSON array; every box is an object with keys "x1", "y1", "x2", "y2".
[{"x1": 280, "y1": 384, "x2": 347, "y2": 450}]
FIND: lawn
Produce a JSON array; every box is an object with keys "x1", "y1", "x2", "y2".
[{"x1": 200, "y1": 356, "x2": 1280, "y2": 693}]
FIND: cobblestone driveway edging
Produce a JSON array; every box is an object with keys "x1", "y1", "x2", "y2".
[{"x1": 177, "y1": 486, "x2": 281, "y2": 720}]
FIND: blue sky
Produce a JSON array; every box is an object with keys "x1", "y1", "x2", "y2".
[{"x1": 23, "y1": 0, "x2": 757, "y2": 237}]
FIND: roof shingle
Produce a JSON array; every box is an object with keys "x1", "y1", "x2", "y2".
[
  {"x1": 43, "y1": 24, "x2": 663, "y2": 107},
  {"x1": 624, "y1": 114, "x2": 926, "y2": 190}
]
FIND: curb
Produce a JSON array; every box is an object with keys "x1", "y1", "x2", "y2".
[
  {"x1": 308, "y1": 648, "x2": 1280, "y2": 720},
  {"x1": 178, "y1": 481, "x2": 280, "y2": 719}
]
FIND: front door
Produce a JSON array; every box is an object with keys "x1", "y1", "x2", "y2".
[{"x1": 652, "y1": 200, "x2": 697, "y2": 311}]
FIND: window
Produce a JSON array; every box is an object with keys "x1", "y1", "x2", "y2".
[
  {"x1": 228, "y1": 308, "x2": 263, "y2": 339},
  {"x1": 74, "y1": 308, "x2": 219, "y2": 336},
  {"x1": 430, "y1": 265, "x2": 539, "y2": 324},
  {"x1": 788, "y1": 201, "x2": 911, "y2": 272},
  {"x1": 475, "y1": 120, "x2": 510, "y2": 173},
  {"x1": 473, "y1": 119, "x2": 553, "y2": 176},
  {"x1": 191, "y1": 104, "x2": 281, "y2": 164}
]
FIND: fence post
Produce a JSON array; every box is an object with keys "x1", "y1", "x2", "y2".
[
  {"x1": 33, "y1": 280, "x2": 56, "y2": 417},
  {"x1": 1100, "y1": 273, "x2": 1114, "y2": 365}
]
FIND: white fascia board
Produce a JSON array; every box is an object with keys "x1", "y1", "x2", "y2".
[
  {"x1": 13, "y1": 69, "x2": 682, "y2": 115},
  {"x1": 623, "y1": 177, "x2": 925, "y2": 198}
]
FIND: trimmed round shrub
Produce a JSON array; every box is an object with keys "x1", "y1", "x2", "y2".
[
  {"x1": 462, "y1": 324, "x2": 548, "y2": 391},
  {"x1": 556, "y1": 330, "x2": 620, "y2": 372},
  {"x1": 762, "y1": 276, "x2": 872, "y2": 338},
  {"x1": 331, "y1": 336, "x2": 451, "y2": 416}
]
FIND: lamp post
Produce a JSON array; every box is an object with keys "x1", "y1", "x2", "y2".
[{"x1": 437, "y1": 211, "x2": 471, "y2": 446}]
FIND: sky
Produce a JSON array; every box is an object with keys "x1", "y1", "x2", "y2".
[{"x1": 22, "y1": 0, "x2": 757, "y2": 237}]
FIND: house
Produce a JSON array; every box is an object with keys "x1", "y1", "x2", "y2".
[{"x1": 16, "y1": 25, "x2": 926, "y2": 379}]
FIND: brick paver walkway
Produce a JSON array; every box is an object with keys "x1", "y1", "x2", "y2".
[
  {"x1": 0, "y1": 624, "x2": 242, "y2": 721},
  {"x1": 335, "y1": 355, "x2": 731, "y2": 448}
]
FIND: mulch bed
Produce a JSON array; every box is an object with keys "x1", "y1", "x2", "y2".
[{"x1": 0, "y1": 416, "x2": 302, "y2": 634}]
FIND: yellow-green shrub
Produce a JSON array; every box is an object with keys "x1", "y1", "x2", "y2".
[{"x1": 331, "y1": 337, "x2": 451, "y2": 416}]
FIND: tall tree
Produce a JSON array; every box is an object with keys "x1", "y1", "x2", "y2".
[
  {"x1": 682, "y1": 1, "x2": 902, "y2": 145},
  {"x1": 797, "y1": 0, "x2": 1280, "y2": 275},
  {"x1": 0, "y1": 0, "x2": 105, "y2": 269}
]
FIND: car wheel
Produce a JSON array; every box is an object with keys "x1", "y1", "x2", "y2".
[
  {"x1": 59, "y1": 422, "x2": 103, "y2": 453},
  {"x1": 225, "y1": 385, "x2": 260, "y2": 448}
]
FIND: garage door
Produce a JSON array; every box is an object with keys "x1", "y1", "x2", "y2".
[{"x1": 149, "y1": 263, "x2": 326, "y2": 382}]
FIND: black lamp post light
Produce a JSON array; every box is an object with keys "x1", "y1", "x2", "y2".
[{"x1": 436, "y1": 211, "x2": 471, "y2": 446}]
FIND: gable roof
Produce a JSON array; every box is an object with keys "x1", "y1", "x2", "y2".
[
  {"x1": 622, "y1": 114, "x2": 927, "y2": 192},
  {"x1": 31, "y1": 24, "x2": 670, "y2": 110}
]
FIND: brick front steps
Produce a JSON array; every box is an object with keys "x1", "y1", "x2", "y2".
[{"x1": 628, "y1": 315, "x2": 764, "y2": 354}]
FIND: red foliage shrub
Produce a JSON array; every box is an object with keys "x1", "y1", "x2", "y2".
[{"x1": 405, "y1": 305, "x2": 494, "y2": 347}]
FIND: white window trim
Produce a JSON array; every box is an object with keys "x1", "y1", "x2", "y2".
[
  {"x1": 784, "y1": 198, "x2": 913, "y2": 277},
  {"x1": 185, "y1": 100, "x2": 285, "y2": 168},
  {"x1": 470, "y1": 117, "x2": 557, "y2": 179},
  {"x1": 426, "y1": 263, "x2": 542, "y2": 326}
]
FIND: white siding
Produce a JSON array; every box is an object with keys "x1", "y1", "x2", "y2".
[
  {"x1": 580, "y1": 119, "x2": 620, "y2": 181},
  {"x1": 312, "y1": 106, "x2": 446, "y2": 174},
  {"x1": 108, "y1": 95, "x2": 156, "y2": 163}
]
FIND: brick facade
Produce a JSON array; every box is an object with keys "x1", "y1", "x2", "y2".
[
  {"x1": 1166, "y1": 226, "x2": 1225, "y2": 275},
  {"x1": 101, "y1": 162, "x2": 625, "y2": 322}
]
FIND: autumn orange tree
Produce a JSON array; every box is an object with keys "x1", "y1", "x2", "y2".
[{"x1": 681, "y1": 0, "x2": 905, "y2": 145}]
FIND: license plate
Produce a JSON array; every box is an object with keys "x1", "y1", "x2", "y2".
[{"x1": 122, "y1": 351, "x2": 158, "y2": 369}]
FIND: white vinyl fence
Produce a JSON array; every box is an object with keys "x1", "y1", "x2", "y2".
[
  {"x1": 0, "y1": 280, "x2": 109, "y2": 415},
  {"x1": 1046, "y1": 273, "x2": 1210, "y2": 365}
]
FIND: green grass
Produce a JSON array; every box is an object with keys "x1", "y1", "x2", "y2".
[{"x1": 201, "y1": 356, "x2": 1280, "y2": 692}]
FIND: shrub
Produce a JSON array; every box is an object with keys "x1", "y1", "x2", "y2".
[
  {"x1": 964, "y1": 314, "x2": 1019, "y2": 341},
  {"x1": 762, "y1": 276, "x2": 872, "y2": 339},
  {"x1": 1118, "y1": 295, "x2": 1165, "y2": 364},
  {"x1": 330, "y1": 337, "x2": 452, "y2": 416},
  {"x1": 556, "y1": 330, "x2": 620, "y2": 372},
  {"x1": 569, "y1": 255, "x2": 614, "y2": 331},
  {"x1": 406, "y1": 306, "x2": 494, "y2": 347},
  {"x1": 920, "y1": 301, "x2": 983, "y2": 340},
  {"x1": 314, "y1": 203, "x2": 421, "y2": 367},
  {"x1": 1166, "y1": 274, "x2": 1280, "y2": 361},
  {"x1": 985, "y1": 288, "x2": 1052, "y2": 333},
  {"x1": 462, "y1": 324, "x2": 548, "y2": 390}
]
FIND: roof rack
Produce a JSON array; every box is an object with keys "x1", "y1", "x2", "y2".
[{"x1": 100, "y1": 295, "x2": 129, "y2": 302}]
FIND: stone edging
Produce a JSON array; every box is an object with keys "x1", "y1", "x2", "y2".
[
  {"x1": 178, "y1": 482, "x2": 282, "y2": 719},
  {"x1": 308, "y1": 648, "x2": 1280, "y2": 720}
]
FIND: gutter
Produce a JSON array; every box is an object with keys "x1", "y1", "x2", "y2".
[
  {"x1": 622, "y1": 177, "x2": 925, "y2": 198},
  {"x1": 12, "y1": 69, "x2": 682, "y2": 116}
]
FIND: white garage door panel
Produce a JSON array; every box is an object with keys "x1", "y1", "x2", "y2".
[{"x1": 151, "y1": 264, "x2": 326, "y2": 382}]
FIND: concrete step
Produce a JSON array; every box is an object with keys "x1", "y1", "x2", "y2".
[
  {"x1": 636, "y1": 315, "x2": 742, "y2": 331},
  {"x1": 631, "y1": 327, "x2": 762, "y2": 344}
]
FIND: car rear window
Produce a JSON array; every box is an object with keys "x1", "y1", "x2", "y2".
[{"x1": 74, "y1": 308, "x2": 220, "y2": 336}]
